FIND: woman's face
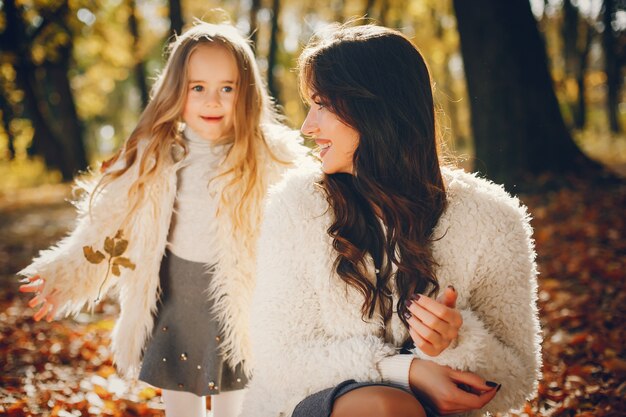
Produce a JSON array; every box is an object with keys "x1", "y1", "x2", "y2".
[{"x1": 301, "y1": 93, "x2": 360, "y2": 175}]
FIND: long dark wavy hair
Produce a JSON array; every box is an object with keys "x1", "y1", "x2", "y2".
[{"x1": 298, "y1": 24, "x2": 447, "y2": 327}]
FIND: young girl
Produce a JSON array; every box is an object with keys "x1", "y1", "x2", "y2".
[
  {"x1": 241, "y1": 24, "x2": 541, "y2": 417},
  {"x1": 19, "y1": 22, "x2": 307, "y2": 417}
]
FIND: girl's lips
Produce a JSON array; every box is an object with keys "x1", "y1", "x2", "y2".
[{"x1": 201, "y1": 116, "x2": 223, "y2": 123}]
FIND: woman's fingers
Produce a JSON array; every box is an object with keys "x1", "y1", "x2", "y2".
[
  {"x1": 408, "y1": 325, "x2": 446, "y2": 357},
  {"x1": 407, "y1": 302, "x2": 458, "y2": 340},
  {"x1": 412, "y1": 295, "x2": 463, "y2": 327},
  {"x1": 408, "y1": 359, "x2": 499, "y2": 414},
  {"x1": 447, "y1": 369, "x2": 500, "y2": 408},
  {"x1": 443, "y1": 381, "x2": 497, "y2": 410},
  {"x1": 407, "y1": 316, "x2": 446, "y2": 352},
  {"x1": 435, "y1": 286, "x2": 457, "y2": 308},
  {"x1": 430, "y1": 384, "x2": 496, "y2": 414},
  {"x1": 406, "y1": 295, "x2": 461, "y2": 353},
  {"x1": 449, "y1": 368, "x2": 500, "y2": 393},
  {"x1": 473, "y1": 386, "x2": 499, "y2": 408}
]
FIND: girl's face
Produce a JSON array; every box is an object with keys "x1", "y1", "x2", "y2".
[
  {"x1": 301, "y1": 93, "x2": 360, "y2": 175},
  {"x1": 183, "y1": 44, "x2": 238, "y2": 142}
]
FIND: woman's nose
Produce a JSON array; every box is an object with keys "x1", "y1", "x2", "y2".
[{"x1": 301, "y1": 109, "x2": 319, "y2": 137}]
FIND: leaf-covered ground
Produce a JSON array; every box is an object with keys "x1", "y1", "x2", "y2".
[{"x1": 0, "y1": 176, "x2": 624, "y2": 416}]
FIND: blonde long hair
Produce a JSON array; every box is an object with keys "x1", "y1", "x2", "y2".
[{"x1": 96, "y1": 21, "x2": 284, "y2": 240}]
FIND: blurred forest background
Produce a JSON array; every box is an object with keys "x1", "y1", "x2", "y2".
[
  {"x1": 1, "y1": 0, "x2": 625, "y2": 416},
  {"x1": 0, "y1": 0, "x2": 625, "y2": 187}
]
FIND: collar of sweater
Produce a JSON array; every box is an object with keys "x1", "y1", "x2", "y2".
[{"x1": 183, "y1": 125, "x2": 233, "y2": 151}]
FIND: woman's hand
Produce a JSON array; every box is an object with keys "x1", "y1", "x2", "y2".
[
  {"x1": 404, "y1": 286, "x2": 462, "y2": 356},
  {"x1": 409, "y1": 358, "x2": 499, "y2": 415},
  {"x1": 19, "y1": 275, "x2": 58, "y2": 322}
]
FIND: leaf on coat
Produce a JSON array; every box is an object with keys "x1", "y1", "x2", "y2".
[
  {"x1": 83, "y1": 246, "x2": 105, "y2": 264},
  {"x1": 112, "y1": 239, "x2": 128, "y2": 257},
  {"x1": 104, "y1": 237, "x2": 114, "y2": 255},
  {"x1": 111, "y1": 264, "x2": 121, "y2": 277},
  {"x1": 113, "y1": 256, "x2": 135, "y2": 270}
]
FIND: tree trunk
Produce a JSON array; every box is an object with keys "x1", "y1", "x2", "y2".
[
  {"x1": 602, "y1": 0, "x2": 622, "y2": 133},
  {"x1": 128, "y1": 0, "x2": 149, "y2": 107},
  {"x1": 562, "y1": 0, "x2": 592, "y2": 129},
  {"x1": 363, "y1": 0, "x2": 376, "y2": 19},
  {"x1": 562, "y1": 0, "x2": 579, "y2": 74},
  {"x1": 0, "y1": 93, "x2": 15, "y2": 159},
  {"x1": 267, "y1": 0, "x2": 281, "y2": 104},
  {"x1": 562, "y1": 0, "x2": 581, "y2": 127},
  {"x1": 575, "y1": 25, "x2": 593, "y2": 129},
  {"x1": 47, "y1": 44, "x2": 88, "y2": 174},
  {"x1": 16, "y1": 66, "x2": 71, "y2": 178},
  {"x1": 169, "y1": 0, "x2": 183, "y2": 36},
  {"x1": 452, "y1": 0, "x2": 597, "y2": 187},
  {"x1": 2, "y1": 0, "x2": 73, "y2": 179},
  {"x1": 332, "y1": 0, "x2": 345, "y2": 22},
  {"x1": 379, "y1": 0, "x2": 389, "y2": 26},
  {"x1": 249, "y1": 0, "x2": 262, "y2": 51}
]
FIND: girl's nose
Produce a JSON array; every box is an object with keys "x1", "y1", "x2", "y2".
[
  {"x1": 301, "y1": 109, "x2": 319, "y2": 137},
  {"x1": 205, "y1": 90, "x2": 220, "y2": 107}
]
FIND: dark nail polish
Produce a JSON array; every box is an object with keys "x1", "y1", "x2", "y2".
[
  {"x1": 404, "y1": 299, "x2": 412, "y2": 308},
  {"x1": 457, "y1": 383, "x2": 472, "y2": 393},
  {"x1": 447, "y1": 285, "x2": 456, "y2": 292},
  {"x1": 412, "y1": 294, "x2": 421, "y2": 301},
  {"x1": 403, "y1": 311, "x2": 412, "y2": 319},
  {"x1": 486, "y1": 381, "x2": 498, "y2": 388},
  {"x1": 497, "y1": 384, "x2": 502, "y2": 392}
]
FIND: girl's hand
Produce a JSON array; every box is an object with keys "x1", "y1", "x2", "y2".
[
  {"x1": 405, "y1": 286, "x2": 462, "y2": 356},
  {"x1": 19, "y1": 275, "x2": 58, "y2": 322},
  {"x1": 409, "y1": 359, "x2": 499, "y2": 415}
]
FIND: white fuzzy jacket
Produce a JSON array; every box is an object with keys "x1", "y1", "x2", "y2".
[
  {"x1": 242, "y1": 164, "x2": 542, "y2": 417},
  {"x1": 18, "y1": 125, "x2": 309, "y2": 379}
]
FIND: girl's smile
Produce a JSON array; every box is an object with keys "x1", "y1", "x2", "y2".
[{"x1": 201, "y1": 115, "x2": 224, "y2": 122}]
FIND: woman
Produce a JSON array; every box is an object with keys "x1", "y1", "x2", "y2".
[{"x1": 241, "y1": 24, "x2": 541, "y2": 417}]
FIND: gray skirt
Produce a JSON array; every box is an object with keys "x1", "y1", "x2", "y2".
[
  {"x1": 138, "y1": 250, "x2": 248, "y2": 396},
  {"x1": 291, "y1": 380, "x2": 439, "y2": 417}
]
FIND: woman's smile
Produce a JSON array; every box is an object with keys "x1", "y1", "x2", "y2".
[{"x1": 315, "y1": 139, "x2": 332, "y2": 158}]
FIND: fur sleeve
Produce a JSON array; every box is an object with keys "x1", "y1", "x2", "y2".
[
  {"x1": 17, "y1": 157, "x2": 140, "y2": 317},
  {"x1": 412, "y1": 179, "x2": 541, "y2": 416},
  {"x1": 243, "y1": 168, "x2": 396, "y2": 417}
]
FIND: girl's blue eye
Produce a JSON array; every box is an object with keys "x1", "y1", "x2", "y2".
[
  {"x1": 222, "y1": 86, "x2": 233, "y2": 93},
  {"x1": 314, "y1": 102, "x2": 325, "y2": 110},
  {"x1": 192, "y1": 85, "x2": 203, "y2": 92}
]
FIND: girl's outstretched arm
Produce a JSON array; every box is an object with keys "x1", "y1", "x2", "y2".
[{"x1": 17, "y1": 155, "x2": 144, "y2": 319}]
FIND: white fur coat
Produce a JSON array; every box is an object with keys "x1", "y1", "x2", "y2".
[
  {"x1": 18, "y1": 125, "x2": 309, "y2": 379},
  {"x1": 242, "y1": 164, "x2": 542, "y2": 417}
]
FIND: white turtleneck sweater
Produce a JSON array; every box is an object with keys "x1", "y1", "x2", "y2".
[{"x1": 166, "y1": 127, "x2": 232, "y2": 264}]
